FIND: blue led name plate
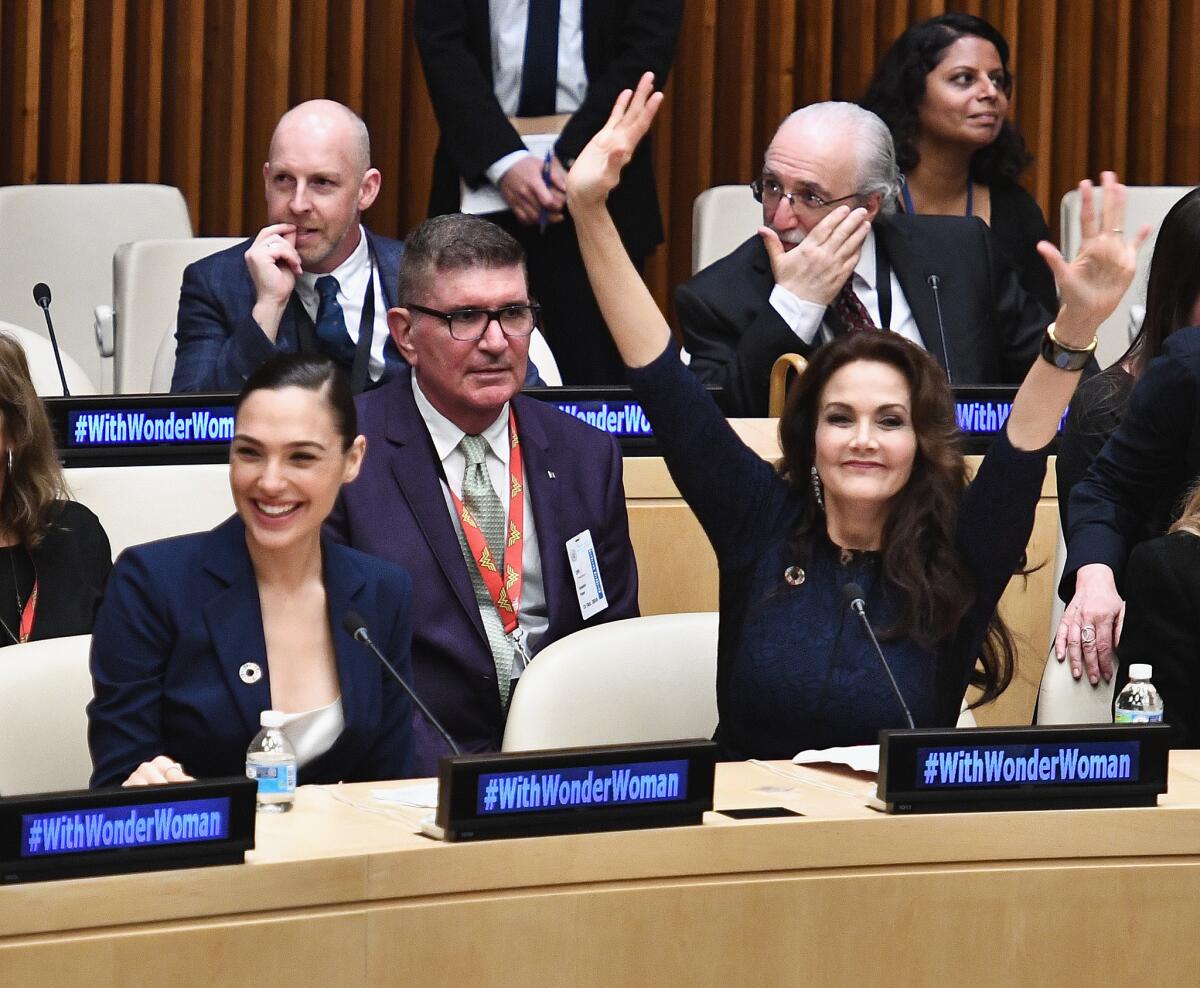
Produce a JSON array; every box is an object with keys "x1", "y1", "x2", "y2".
[
  {"x1": 915, "y1": 741, "x2": 1140, "y2": 790},
  {"x1": 66, "y1": 406, "x2": 235, "y2": 447},
  {"x1": 475, "y1": 759, "x2": 689, "y2": 816},
  {"x1": 20, "y1": 797, "x2": 230, "y2": 858}
]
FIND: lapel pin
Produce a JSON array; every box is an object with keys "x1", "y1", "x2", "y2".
[
  {"x1": 239, "y1": 662, "x2": 263, "y2": 685},
  {"x1": 547, "y1": 470, "x2": 556, "y2": 479}
]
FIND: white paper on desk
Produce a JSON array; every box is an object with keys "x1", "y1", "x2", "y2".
[
  {"x1": 371, "y1": 782, "x2": 439, "y2": 808},
  {"x1": 792, "y1": 744, "x2": 880, "y2": 775},
  {"x1": 460, "y1": 133, "x2": 560, "y2": 215}
]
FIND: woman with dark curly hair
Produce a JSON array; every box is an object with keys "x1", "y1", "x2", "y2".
[
  {"x1": 861, "y1": 13, "x2": 1057, "y2": 314},
  {"x1": 567, "y1": 76, "x2": 1141, "y2": 757},
  {"x1": 0, "y1": 334, "x2": 111, "y2": 646}
]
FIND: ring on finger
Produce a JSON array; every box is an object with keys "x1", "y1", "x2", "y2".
[
  {"x1": 1081, "y1": 625, "x2": 1097, "y2": 645},
  {"x1": 1110, "y1": 228, "x2": 1123, "y2": 235}
]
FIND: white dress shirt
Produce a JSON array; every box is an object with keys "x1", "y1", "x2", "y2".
[
  {"x1": 768, "y1": 227, "x2": 923, "y2": 349},
  {"x1": 411, "y1": 375, "x2": 549, "y2": 674},
  {"x1": 295, "y1": 225, "x2": 391, "y2": 382},
  {"x1": 277, "y1": 696, "x2": 344, "y2": 769},
  {"x1": 486, "y1": 0, "x2": 587, "y2": 185}
]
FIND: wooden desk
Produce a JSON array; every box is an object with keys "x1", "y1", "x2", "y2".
[
  {"x1": 624, "y1": 421, "x2": 1061, "y2": 727},
  {"x1": 5, "y1": 753, "x2": 1200, "y2": 986}
]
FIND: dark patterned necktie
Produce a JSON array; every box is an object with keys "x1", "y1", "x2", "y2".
[
  {"x1": 833, "y1": 276, "x2": 877, "y2": 334},
  {"x1": 314, "y1": 275, "x2": 358, "y2": 368}
]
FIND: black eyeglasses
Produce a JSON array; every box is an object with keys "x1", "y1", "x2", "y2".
[
  {"x1": 751, "y1": 176, "x2": 863, "y2": 214},
  {"x1": 406, "y1": 302, "x2": 541, "y2": 341}
]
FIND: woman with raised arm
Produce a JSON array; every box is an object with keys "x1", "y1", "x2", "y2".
[
  {"x1": 566, "y1": 75, "x2": 1143, "y2": 757},
  {"x1": 88, "y1": 354, "x2": 416, "y2": 787}
]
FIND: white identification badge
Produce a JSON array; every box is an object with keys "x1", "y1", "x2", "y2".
[{"x1": 566, "y1": 529, "x2": 609, "y2": 621}]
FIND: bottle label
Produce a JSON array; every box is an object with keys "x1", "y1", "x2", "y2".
[
  {"x1": 1115, "y1": 710, "x2": 1164, "y2": 724},
  {"x1": 246, "y1": 761, "x2": 297, "y2": 795}
]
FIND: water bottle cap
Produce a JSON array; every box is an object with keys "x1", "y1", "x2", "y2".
[
  {"x1": 260, "y1": 709, "x2": 286, "y2": 728},
  {"x1": 1128, "y1": 663, "x2": 1153, "y2": 681}
]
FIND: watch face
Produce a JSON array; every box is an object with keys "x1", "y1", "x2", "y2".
[{"x1": 1041, "y1": 333, "x2": 1090, "y2": 371}]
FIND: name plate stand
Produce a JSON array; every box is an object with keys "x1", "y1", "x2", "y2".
[
  {"x1": 0, "y1": 776, "x2": 257, "y2": 883},
  {"x1": 425, "y1": 740, "x2": 718, "y2": 842},
  {"x1": 876, "y1": 724, "x2": 1171, "y2": 814}
]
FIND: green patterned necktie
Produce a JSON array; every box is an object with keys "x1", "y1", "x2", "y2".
[{"x1": 457, "y1": 434, "x2": 515, "y2": 707}]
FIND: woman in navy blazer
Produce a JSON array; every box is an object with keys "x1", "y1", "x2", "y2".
[{"x1": 89, "y1": 354, "x2": 415, "y2": 788}]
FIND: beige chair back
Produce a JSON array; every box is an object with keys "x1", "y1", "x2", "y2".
[
  {"x1": 691, "y1": 185, "x2": 762, "y2": 273},
  {"x1": 0, "y1": 185, "x2": 193, "y2": 390},
  {"x1": 0, "y1": 321, "x2": 96, "y2": 395},
  {"x1": 0, "y1": 634, "x2": 94, "y2": 794},
  {"x1": 503, "y1": 612, "x2": 719, "y2": 751}
]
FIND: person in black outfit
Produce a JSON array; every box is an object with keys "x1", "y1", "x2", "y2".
[
  {"x1": 569, "y1": 76, "x2": 1142, "y2": 756},
  {"x1": 0, "y1": 334, "x2": 110, "y2": 646},
  {"x1": 1056, "y1": 187, "x2": 1200, "y2": 534},
  {"x1": 414, "y1": 0, "x2": 683, "y2": 385},
  {"x1": 1114, "y1": 487, "x2": 1200, "y2": 747},
  {"x1": 861, "y1": 13, "x2": 1057, "y2": 314}
]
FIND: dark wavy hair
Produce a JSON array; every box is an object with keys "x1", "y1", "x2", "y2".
[
  {"x1": 235, "y1": 353, "x2": 357, "y2": 451},
  {"x1": 0, "y1": 334, "x2": 68, "y2": 548},
  {"x1": 777, "y1": 331, "x2": 1016, "y2": 705},
  {"x1": 1121, "y1": 187, "x2": 1200, "y2": 374},
  {"x1": 860, "y1": 13, "x2": 1032, "y2": 185}
]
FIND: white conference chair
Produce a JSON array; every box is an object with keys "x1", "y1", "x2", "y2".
[
  {"x1": 0, "y1": 184, "x2": 193, "y2": 392},
  {"x1": 0, "y1": 321, "x2": 96, "y2": 395},
  {"x1": 1059, "y1": 185, "x2": 1193, "y2": 368},
  {"x1": 502, "y1": 612, "x2": 719, "y2": 751},
  {"x1": 99, "y1": 237, "x2": 244, "y2": 393},
  {"x1": 65, "y1": 463, "x2": 233, "y2": 558},
  {"x1": 0, "y1": 634, "x2": 94, "y2": 794},
  {"x1": 691, "y1": 185, "x2": 763, "y2": 272}
]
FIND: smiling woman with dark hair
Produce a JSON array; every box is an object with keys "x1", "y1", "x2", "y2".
[
  {"x1": 861, "y1": 13, "x2": 1057, "y2": 314},
  {"x1": 88, "y1": 353, "x2": 416, "y2": 788},
  {"x1": 566, "y1": 76, "x2": 1140, "y2": 758}
]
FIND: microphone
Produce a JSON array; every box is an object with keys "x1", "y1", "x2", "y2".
[
  {"x1": 32, "y1": 282, "x2": 70, "y2": 396},
  {"x1": 841, "y1": 582, "x2": 916, "y2": 730},
  {"x1": 926, "y1": 275, "x2": 953, "y2": 385},
  {"x1": 342, "y1": 610, "x2": 462, "y2": 756}
]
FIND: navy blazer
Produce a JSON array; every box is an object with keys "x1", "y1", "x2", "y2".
[
  {"x1": 170, "y1": 228, "x2": 405, "y2": 393},
  {"x1": 676, "y1": 215, "x2": 1054, "y2": 417},
  {"x1": 1063, "y1": 326, "x2": 1200, "y2": 597},
  {"x1": 326, "y1": 368, "x2": 639, "y2": 775},
  {"x1": 88, "y1": 515, "x2": 416, "y2": 788}
]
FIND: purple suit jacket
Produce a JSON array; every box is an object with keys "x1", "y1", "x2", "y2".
[{"x1": 327, "y1": 369, "x2": 639, "y2": 775}]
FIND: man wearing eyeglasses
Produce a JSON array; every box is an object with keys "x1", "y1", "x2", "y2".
[
  {"x1": 328, "y1": 213, "x2": 639, "y2": 775},
  {"x1": 676, "y1": 101, "x2": 1055, "y2": 416}
]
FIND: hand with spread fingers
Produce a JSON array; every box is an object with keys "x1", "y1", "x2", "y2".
[
  {"x1": 566, "y1": 71, "x2": 662, "y2": 214},
  {"x1": 1036, "y1": 172, "x2": 1150, "y2": 348}
]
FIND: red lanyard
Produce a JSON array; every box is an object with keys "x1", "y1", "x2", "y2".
[
  {"x1": 448, "y1": 409, "x2": 525, "y2": 634},
  {"x1": 18, "y1": 578, "x2": 37, "y2": 643}
]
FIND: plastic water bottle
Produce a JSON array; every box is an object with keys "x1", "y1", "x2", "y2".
[
  {"x1": 246, "y1": 710, "x2": 297, "y2": 813},
  {"x1": 1114, "y1": 664, "x2": 1164, "y2": 724}
]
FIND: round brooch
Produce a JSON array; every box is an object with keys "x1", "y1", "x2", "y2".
[
  {"x1": 238, "y1": 661, "x2": 263, "y2": 685},
  {"x1": 784, "y1": 565, "x2": 806, "y2": 586}
]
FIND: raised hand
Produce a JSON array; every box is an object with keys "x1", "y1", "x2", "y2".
[
  {"x1": 1037, "y1": 172, "x2": 1150, "y2": 346},
  {"x1": 566, "y1": 71, "x2": 662, "y2": 212}
]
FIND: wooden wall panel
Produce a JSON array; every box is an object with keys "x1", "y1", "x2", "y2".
[{"x1": 0, "y1": 0, "x2": 1196, "y2": 314}]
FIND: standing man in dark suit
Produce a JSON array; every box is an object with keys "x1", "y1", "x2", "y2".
[
  {"x1": 327, "y1": 214, "x2": 639, "y2": 774},
  {"x1": 414, "y1": 0, "x2": 682, "y2": 385},
  {"x1": 676, "y1": 101, "x2": 1055, "y2": 417},
  {"x1": 171, "y1": 100, "x2": 406, "y2": 394}
]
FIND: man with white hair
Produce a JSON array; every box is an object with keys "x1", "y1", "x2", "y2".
[
  {"x1": 676, "y1": 101, "x2": 1055, "y2": 416},
  {"x1": 171, "y1": 99, "x2": 405, "y2": 394}
]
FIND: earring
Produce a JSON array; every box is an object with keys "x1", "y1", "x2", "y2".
[
  {"x1": 5, "y1": 448, "x2": 10, "y2": 473},
  {"x1": 810, "y1": 465, "x2": 824, "y2": 510}
]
